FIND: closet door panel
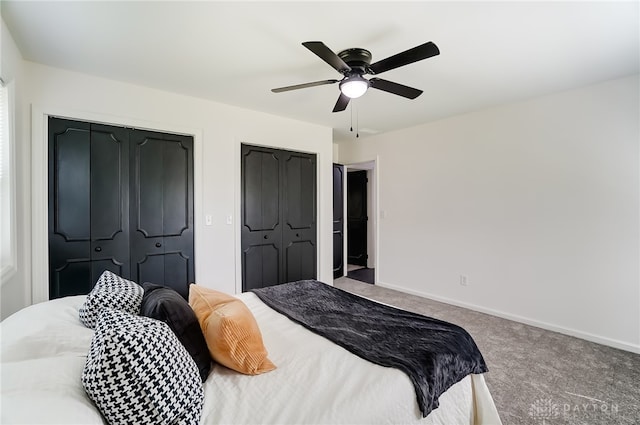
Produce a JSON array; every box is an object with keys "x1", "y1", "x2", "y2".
[
  {"x1": 90, "y1": 125, "x2": 130, "y2": 279},
  {"x1": 161, "y1": 136, "x2": 194, "y2": 295},
  {"x1": 49, "y1": 119, "x2": 91, "y2": 298},
  {"x1": 130, "y1": 130, "x2": 194, "y2": 296},
  {"x1": 281, "y1": 152, "x2": 316, "y2": 284},
  {"x1": 52, "y1": 125, "x2": 91, "y2": 241},
  {"x1": 243, "y1": 244, "x2": 280, "y2": 291},
  {"x1": 90, "y1": 259, "x2": 124, "y2": 286},
  {"x1": 52, "y1": 260, "x2": 91, "y2": 299},
  {"x1": 135, "y1": 137, "x2": 164, "y2": 237},
  {"x1": 90, "y1": 127, "x2": 126, "y2": 239},
  {"x1": 241, "y1": 145, "x2": 282, "y2": 290},
  {"x1": 242, "y1": 148, "x2": 280, "y2": 232},
  {"x1": 136, "y1": 254, "x2": 165, "y2": 287},
  {"x1": 130, "y1": 134, "x2": 164, "y2": 286},
  {"x1": 284, "y1": 240, "x2": 316, "y2": 282},
  {"x1": 163, "y1": 140, "x2": 189, "y2": 236},
  {"x1": 282, "y1": 153, "x2": 316, "y2": 230},
  {"x1": 164, "y1": 252, "x2": 190, "y2": 297}
]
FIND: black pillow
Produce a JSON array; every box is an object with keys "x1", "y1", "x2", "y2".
[{"x1": 140, "y1": 282, "x2": 212, "y2": 381}]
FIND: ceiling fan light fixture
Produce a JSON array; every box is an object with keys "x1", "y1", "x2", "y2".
[{"x1": 340, "y1": 76, "x2": 369, "y2": 99}]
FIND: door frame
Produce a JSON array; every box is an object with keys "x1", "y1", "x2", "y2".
[
  {"x1": 31, "y1": 105, "x2": 203, "y2": 304},
  {"x1": 343, "y1": 157, "x2": 379, "y2": 282}
]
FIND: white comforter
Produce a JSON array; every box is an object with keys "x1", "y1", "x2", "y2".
[{"x1": 1, "y1": 293, "x2": 502, "y2": 424}]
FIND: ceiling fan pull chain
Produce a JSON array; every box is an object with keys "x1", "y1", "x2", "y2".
[
  {"x1": 350, "y1": 102, "x2": 353, "y2": 132},
  {"x1": 356, "y1": 101, "x2": 359, "y2": 138}
]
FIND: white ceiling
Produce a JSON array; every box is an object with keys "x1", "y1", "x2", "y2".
[{"x1": 2, "y1": 1, "x2": 638, "y2": 142}]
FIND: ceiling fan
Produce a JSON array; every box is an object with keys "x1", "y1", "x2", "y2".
[{"x1": 271, "y1": 41, "x2": 440, "y2": 112}]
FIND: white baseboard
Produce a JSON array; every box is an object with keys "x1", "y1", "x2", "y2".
[{"x1": 376, "y1": 280, "x2": 640, "y2": 355}]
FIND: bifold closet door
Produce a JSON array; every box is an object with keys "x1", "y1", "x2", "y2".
[
  {"x1": 49, "y1": 117, "x2": 194, "y2": 300},
  {"x1": 241, "y1": 145, "x2": 282, "y2": 291},
  {"x1": 129, "y1": 130, "x2": 194, "y2": 299},
  {"x1": 241, "y1": 144, "x2": 317, "y2": 291},
  {"x1": 48, "y1": 118, "x2": 130, "y2": 298},
  {"x1": 281, "y1": 151, "x2": 317, "y2": 283}
]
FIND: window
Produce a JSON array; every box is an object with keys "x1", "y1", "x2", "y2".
[{"x1": 0, "y1": 77, "x2": 16, "y2": 281}]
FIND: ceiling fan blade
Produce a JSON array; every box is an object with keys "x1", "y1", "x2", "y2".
[
  {"x1": 332, "y1": 93, "x2": 350, "y2": 112},
  {"x1": 369, "y1": 41, "x2": 439, "y2": 75},
  {"x1": 369, "y1": 78, "x2": 423, "y2": 99},
  {"x1": 303, "y1": 41, "x2": 351, "y2": 74},
  {"x1": 271, "y1": 79, "x2": 339, "y2": 93}
]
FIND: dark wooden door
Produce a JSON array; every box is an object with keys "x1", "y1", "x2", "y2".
[
  {"x1": 348, "y1": 170, "x2": 368, "y2": 267},
  {"x1": 333, "y1": 164, "x2": 344, "y2": 279},
  {"x1": 48, "y1": 118, "x2": 130, "y2": 298},
  {"x1": 130, "y1": 130, "x2": 194, "y2": 299},
  {"x1": 48, "y1": 117, "x2": 194, "y2": 299},
  {"x1": 241, "y1": 145, "x2": 282, "y2": 291},
  {"x1": 281, "y1": 151, "x2": 317, "y2": 283},
  {"x1": 241, "y1": 144, "x2": 316, "y2": 291}
]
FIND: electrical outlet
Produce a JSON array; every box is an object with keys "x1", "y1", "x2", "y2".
[
  {"x1": 459, "y1": 275, "x2": 468, "y2": 286},
  {"x1": 205, "y1": 215, "x2": 212, "y2": 226}
]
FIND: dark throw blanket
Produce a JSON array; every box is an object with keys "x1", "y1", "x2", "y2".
[{"x1": 251, "y1": 280, "x2": 488, "y2": 418}]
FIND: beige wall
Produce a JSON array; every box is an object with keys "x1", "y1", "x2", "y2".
[{"x1": 338, "y1": 74, "x2": 640, "y2": 352}]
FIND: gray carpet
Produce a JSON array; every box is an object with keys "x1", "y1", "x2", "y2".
[{"x1": 333, "y1": 277, "x2": 640, "y2": 425}]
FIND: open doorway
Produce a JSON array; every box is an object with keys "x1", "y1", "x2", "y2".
[{"x1": 345, "y1": 161, "x2": 376, "y2": 284}]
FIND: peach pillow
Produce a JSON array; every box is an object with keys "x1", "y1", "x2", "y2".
[{"x1": 188, "y1": 284, "x2": 276, "y2": 375}]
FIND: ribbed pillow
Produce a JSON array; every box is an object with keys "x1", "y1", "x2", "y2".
[
  {"x1": 188, "y1": 284, "x2": 276, "y2": 375},
  {"x1": 140, "y1": 282, "x2": 212, "y2": 381},
  {"x1": 82, "y1": 309, "x2": 203, "y2": 425},
  {"x1": 78, "y1": 270, "x2": 143, "y2": 329}
]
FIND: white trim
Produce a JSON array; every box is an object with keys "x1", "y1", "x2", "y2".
[
  {"x1": 344, "y1": 156, "x2": 380, "y2": 283},
  {"x1": 377, "y1": 280, "x2": 640, "y2": 354},
  {"x1": 0, "y1": 81, "x2": 17, "y2": 284},
  {"x1": 234, "y1": 139, "x2": 242, "y2": 294},
  {"x1": 31, "y1": 104, "x2": 204, "y2": 304}
]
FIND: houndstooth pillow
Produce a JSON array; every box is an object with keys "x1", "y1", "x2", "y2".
[
  {"x1": 79, "y1": 270, "x2": 144, "y2": 329},
  {"x1": 82, "y1": 309, "x2": 204, "y2": 425}
]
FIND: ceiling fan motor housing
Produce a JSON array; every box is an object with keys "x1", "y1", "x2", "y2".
[{"x1": 338, "y1": 48, "x2": 372, "y2": 75}]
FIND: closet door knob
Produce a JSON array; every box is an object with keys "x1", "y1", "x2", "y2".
[
  {"x1": 155, "y1": 242, "x2": 162, "y2": 248},
  {"x1": 94, "y1": 246, "x2": 102, "y2": 252},
  {"x1": 263, "y1": 235, "x2": 268, "y2": 239},
  {"x1": 296, "y1": 233, "x2": 300, "y2": 237}
]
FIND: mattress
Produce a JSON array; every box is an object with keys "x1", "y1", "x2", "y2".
[{"x1": 0, "y1": 292, "x2": 502, "y2": 424}]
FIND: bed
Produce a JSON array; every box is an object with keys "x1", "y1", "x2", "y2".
[{"x1": 1, "y1": 281, "x2": 502, "y2": 424}]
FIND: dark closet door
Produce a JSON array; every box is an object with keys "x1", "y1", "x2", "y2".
[
  {"x1": 333, "y1": 164, "x2": 344, "y2": 279},
  {"x1": 241, "y1": 144, "x2": 316, "y2": 291},
  {"x1": 129, "y1": 130, "x2": 194, "y2": 298},
  {"x1": 348, "y1": 170, "x2": 368, "y2": 267},
  {"x1": 241, "y1": 145, "x2": 282, "y2": 291},
  {"x1": 48, "y1": 118, "x2": 130, "y2": 298},
  {"x1": 281, "y1": 151, "x2": 317, "y2": 283}
]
